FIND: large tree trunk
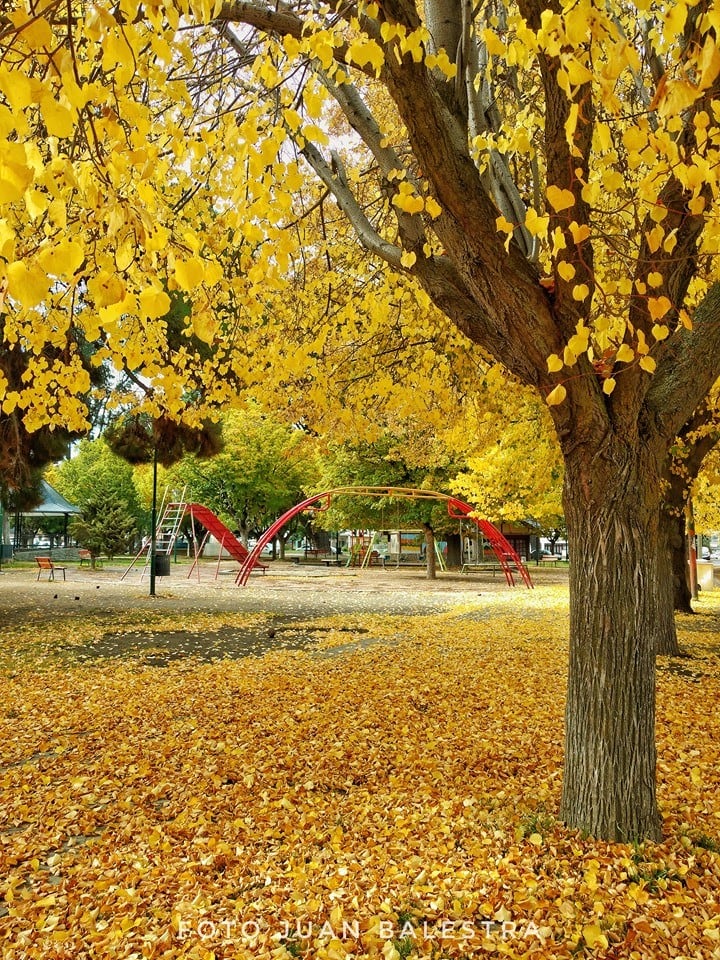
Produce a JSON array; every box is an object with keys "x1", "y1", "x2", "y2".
[
  {"x1": 560, "y1": 443, "x2": 663, "y2": 842},
  {"x1": 670, "y1": 514, "x2": 693, "y2": 614}
]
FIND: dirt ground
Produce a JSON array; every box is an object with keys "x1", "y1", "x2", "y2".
[
  {"x1": 0, "y1": 557, "x2": 566, "y2": 617},
  {"x1": 0, "y1": 558, "x2": 568, "y2": 665}
]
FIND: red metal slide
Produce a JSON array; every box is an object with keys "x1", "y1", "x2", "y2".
[{"x1": 187, "y1": 503, "x2": 268, "y2": 576}]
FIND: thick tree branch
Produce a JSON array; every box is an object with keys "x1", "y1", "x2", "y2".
[
  {"x1": 517, "y1": 0, "x2": 594, "y2": 336},
  {"x1": 644, "y1": 284, "x2": 720, "y2": 442}
]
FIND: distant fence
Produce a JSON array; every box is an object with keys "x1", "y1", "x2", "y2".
[{"x1": 11, "y1": 547, "x2": 84, "y2": 563}]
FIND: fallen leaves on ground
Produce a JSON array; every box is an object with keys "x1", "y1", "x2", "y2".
[{"x1": 1, "y1": 585, "x2": 720, "y2": 958}]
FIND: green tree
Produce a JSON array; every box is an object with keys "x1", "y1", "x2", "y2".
[
  {"x1": 169, "y1": 407, "x2": 318, "y2": 547},
  {"x1": 313, "y1": 435, "x2": 463, "y2": 577},
  {"x1": 47, "y1": 438, "x2": 144, "y2": 532},
  {"x1": 69, "y1": 496, "x2": 138, "y2": 563}
]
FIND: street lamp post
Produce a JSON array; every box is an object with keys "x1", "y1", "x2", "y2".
[{"x1": 149, "y1": 445, "x2": 158, "y2": 597}]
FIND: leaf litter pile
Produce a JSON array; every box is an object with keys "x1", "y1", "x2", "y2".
[{"x1": 2, "y1": 585, "x2": 720, "y2": 959}]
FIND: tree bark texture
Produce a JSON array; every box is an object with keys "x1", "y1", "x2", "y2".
[
  {"x1": 656, "y1": 509, "x2": 686, "y2": 655},
  {"x1": 423, "y1": 523, "x2": 437, "y2": 580},
  {"x1": 662, "y1": 506, "x2": 693, "y2": 615},
  {"x1": 560, "y1": 442, "x2": 664, "y2": 841}
]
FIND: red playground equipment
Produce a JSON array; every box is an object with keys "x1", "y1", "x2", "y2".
[
  {"x1": 236, "y1": 486, "x2": 533, "y2": 588},
  {"x1": 122, "y1": 495, "x2": 268, "y2": 581}
]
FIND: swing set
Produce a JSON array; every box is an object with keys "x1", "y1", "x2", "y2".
[{"x1": 235, "y1": 486, "x2": 533, "y2": 588}]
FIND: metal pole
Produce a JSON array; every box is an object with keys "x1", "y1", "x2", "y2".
[
  {"x1": 687, "y1": 498, "x2": 698, "y2": 601},
  {"x1": 150, "y1": 445, "x2": 158, "y2": 597}
]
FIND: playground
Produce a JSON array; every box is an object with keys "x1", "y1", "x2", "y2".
[{"x1": 122, "y1": 486, "x2": 535, "y2": 590}]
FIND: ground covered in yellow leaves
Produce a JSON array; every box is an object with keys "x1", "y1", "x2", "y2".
[{"x1": 1, "y1": 571, "x2": 720, "y2": 959}]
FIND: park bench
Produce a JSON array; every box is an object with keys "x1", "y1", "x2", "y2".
[
  {"x1": 36, "y1": 556, "x2": 66, "y2": 581},
  {"x1": 461, "y1": 562, "x2": 503, "y2": 576},
  {"x1": 539, "y1": 555, "x2": 561, "y2": 566},
  {"x1": 78, "y1": 549, "x2": 103, "y2": 568}
]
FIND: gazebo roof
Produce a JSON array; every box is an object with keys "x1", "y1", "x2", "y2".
[{"x1": 22, "y1": 481, "x2": 80, "y2": 517}]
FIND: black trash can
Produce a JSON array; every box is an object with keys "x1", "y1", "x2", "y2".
[{"x1": 154, "y1": 554, "x2": 171, "y2": 577}]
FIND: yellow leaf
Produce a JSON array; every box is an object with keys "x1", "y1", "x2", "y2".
[
  {"x1": 400, "y1": 250, "x2": 417, "y2": 268},
  {"x1": 648, "y1": 296, "x2": 672, "y2": 321},
  {"x1": 425, "y1": 196, "x2": 442, "y2": 219},
  {"x1": 546, "y1": 185, "x2": 576, "y2": 212},
  {"x1": 572, "y1": 283, "x2": 590, "y2": 301},
  {"x1": 646, "y1": 225, "x2": 665, "y2": 253},
  {"x1": 525, "y1": 207, "x2": 549, "y2": 237},
  {"x1": 546, "y1": 353, "x2": 563, "y2": 372},
  {"x1": 6, "y1": 260, "x2": 48, "y2": 308},
  {"x1": 37, "y1": 240, "x2": 84, "y2": 278},
  {"x1": 583, "y1": 923, "x2": 608, "y2": 949},
  {"x1": 0, "y1": 67, "x2": 33, "y2": 110},
  {"x1": 603, "y1": 377, "x2": 616, "y2": 395},
  {"x1": 690, "y1": 766, "x2": 703, "y2": 786},
  {"x1": 679, "y1": 309, "x2": 692, "y2": 330},
  {"x1": 651, "y1": 324, "x2": 669, "y2": 341},
  {"x1": 174, "y1": 257, "x2": 205, "y2": 291},
  {"x1": 495, "y1": 215, "x2": 515, "y2": 235},
  {"x1": 663, "y1": 3, "x2": 687, "y2": 36},
  {"x1": 347, "y1": 37, "x2": 385, "y2": 73},
  {"x1": 569, "y1": 221, "x2": 591, "y2": 244},
  {"x1": 192, "y1": 310, "x2": 218, "y2": 344},
  {"x1": 699, "y1": 36, "x2": 720, "y2": 91},
  {"x1": 557, "y1": 261, "x2": 575, "y2": 281},
  {"x1": 0, "y1": 159, "x2": 34, "y2": 204},
  {"x1": 658, "y1": 79, "x2": 699, "y2": 118},
  {"x1": 20, "y1": 16, "x2": 54, "y2": 49},
  {"x1": 139, "y1": 287, "x2": 171, "y2": 319},
  {"x1": 40, "y1": 96, "x2": 75, "y2": 139},
  {"x1": 546, "y1": 384, "x2": 567, "y2": 406},
  {"x1": 563, "y1": 346, "x2": 577, "y2": 366},
  {"x1": 616, "y1": 343, "x2": 635, "y2": 363},
  {"x1": 425, "y1": 50, "x2": 457, "y2": 79},
  {"x1": 639, "y1": 355, "x2": 656, "y2": 373},
  {"x1": 481, "y1": 28, "x2": 506, "y2": 57}
]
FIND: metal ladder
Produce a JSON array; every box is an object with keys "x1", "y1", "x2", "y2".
[{"x1": 121, "y1": 486, "x2": 187, "y2": 580}]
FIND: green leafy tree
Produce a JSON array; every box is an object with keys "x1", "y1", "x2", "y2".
[
  {"x1": 47, "y1": 438, "x2": 145, "y2": 533},
  {"x1": 169, "y1": 407, "x2": 319, "y2": 547},
  {"x1": 70, "y1": 496, "x2": 138, "y2": 562},
  {"x1": 313, "y1": 435, "x2": 464, "y2": 576}
]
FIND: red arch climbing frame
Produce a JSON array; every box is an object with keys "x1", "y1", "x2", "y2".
[{"x1": 235, "y1": 486, "x2": 533, "y2": 588}]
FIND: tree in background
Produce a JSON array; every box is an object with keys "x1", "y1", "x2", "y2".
[
  {"x1": 694, "y1": 448, "x2": 720, "y2": 534},
  {"x1": 168, "y1": 407, "x2": 318, "y2": 549},
  {"x1": 313, "y1": 435, "x2": 463, "y2": 576},
  {"x1": 69, "y1": 496, "x2": 137, "y2": 564},
  {"x1": 449, "y1": 369, "x2": 564, "y2": 533},
  {"x1": 661, "y1": 400, "x2": 720, "y2": 616},
  {"x1": 47, "y1": 438, "x2": 144, "y2": 549}
]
